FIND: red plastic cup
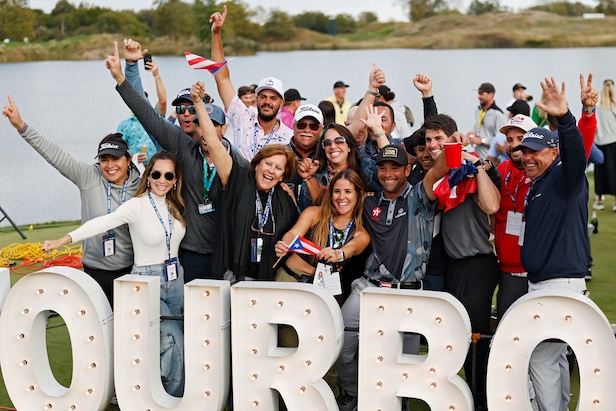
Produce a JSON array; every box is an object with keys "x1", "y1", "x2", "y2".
[{"x1": 443, "y1": 142, "x2": 462, "y2": 168}]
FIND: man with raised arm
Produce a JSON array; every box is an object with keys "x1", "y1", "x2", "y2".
[
  {"x1": 513, "y1": 74, "x2": 596, "y2": 411},
  {"x1": 209, "y1": 6, "x2": 292, "y2": 160},
  {"x1": 106, "y1": 40, "x2": 248, "y2": 282}
]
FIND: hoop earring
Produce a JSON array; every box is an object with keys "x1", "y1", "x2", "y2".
[
  {"x1": 147, "y1": 180, "x2": 150, "y2": 188},
  {"x1": 173, "y1": 183, "x2": 176, "y2": 190}
]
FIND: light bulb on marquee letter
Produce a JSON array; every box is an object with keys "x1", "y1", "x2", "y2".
[
  {"x1": 359, "y1": 289, "x2": 474, "y2": 411},
  {"x1": 231, "y1": 282, "x2": 343, "y2": 410},
  {"x1": 0, "y1": 267, "x2": 113, "y2": 411},
  {"x1": 113, "y1": 276, "x2": 231, "y2": 410},
  {"x1": 487, "y1": 290, "x2": 616, "y2": 410}
]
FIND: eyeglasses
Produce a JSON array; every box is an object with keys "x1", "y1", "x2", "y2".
[
  {"x1": 296, "y1": 121, "x2": 320, "y2": 131},
  {"x1": 321, "y1": 136, "x2": 346, "y2": 149},
  {"x1": 175, "y1": 105, "x2": 196, "y2": 115},
  {"x1": 150, "y1": 171, "x2": 175, "y2": 181}
]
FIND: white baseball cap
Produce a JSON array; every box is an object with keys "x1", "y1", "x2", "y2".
[
  {"x1": 255, "y1": 77, "x2": 284, "y2": 98},
  {"x1": 294, "y1": 104, "x2": 323, "y2": 124},
  {"x1": 499, "y1": 114, "x2": 538, "y2": 134}
]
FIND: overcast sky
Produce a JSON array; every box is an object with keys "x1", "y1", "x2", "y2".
[{"x1": 29, "y1": 0, "x2": 598, "y2": 21}]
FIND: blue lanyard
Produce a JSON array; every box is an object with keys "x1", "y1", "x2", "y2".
[
  {"x1": 148, "y1": 193, "x2": 173, "y2": 260},
  {"x1": 504, "y1": 170, "x2": 527, "y2": 212},
  {"x1": 203, "y1": 158, "x2": 217, "y2": 200},
  {"x1": 253, "y1": 122, "x2": 278, "y2": 155},
  {"x1": 106, "y1": 179, "x2": 128, "y2": 215},
  {"x1": 255, "y1": 188, "x2": 274, "y2": 233},
  {"x1": 329, "y1": 218, "x2": 353, "y2": 249}
]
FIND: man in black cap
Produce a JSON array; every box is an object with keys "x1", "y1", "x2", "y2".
[
  {"x1": 467, "y1": 82, "x2": 508, "y2": 159},
  {"x1": 335, "y1": 143, "x2": 452, "y2": 411},
  {"x1": 279, "y1": 88, "x2": 306, "y2": 129},
  {"x1": 508, "y1": 82, "x2": 532, "y2": 107},
  {"x1": 325, "y1": 80, "x2": 351, "y2": 125}
]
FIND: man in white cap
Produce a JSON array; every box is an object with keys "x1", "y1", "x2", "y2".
[
  {"x1": 492, "y1": 114, "x2": 537, "y2": 322},
  {"x1": 285, "y1": 103, "x2": 324, "y2": 201},
  {"x1": 209, "y1": 6, "x2": 292, "y2": 160}
]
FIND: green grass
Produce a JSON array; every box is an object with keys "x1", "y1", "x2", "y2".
[{"x1": 0, "y1": 173, "x2": 613, "y2": 409}]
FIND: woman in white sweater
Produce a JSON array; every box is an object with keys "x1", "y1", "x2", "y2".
[{"x1": 43, "y1": 150, "x2": 187, "y2": 397}]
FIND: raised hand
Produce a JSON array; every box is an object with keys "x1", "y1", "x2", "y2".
[
  {"x1": 2, "y1": 95, "x2": 25, "y2": 131},
  {"x1": 123, "y1": 38, "x2": 147, "y2": 64},
  {"x1": 360, "y1": 105, "x2": 383, "y2": 132},
  {"x1": 148, "y1": 58, "x2": 159, "y2": 76},
  {"x1": 579, "y1": 72, "x2": 598, "y2": 110},
  {"x1": 296, "y1": 158, "x2": 319, "y2": 180},
  {"x1": 210, "y1": 5, "x2": 228, "y2": 34},
  {"x1": 535, "y1": 77, "x2": 568, "y2": 117},
  {"x1": 191, "y1": 81, "x2": 206, "y2": 103},
  {"x1": 369, "y1": 63, "x2": 386, "y2": 90},
  {"x1": 105, "y1": 41, "x2": 125, "y2": 85},
  {"x1": 413, "y1": 73, "x2": 433, "y2": 97}
]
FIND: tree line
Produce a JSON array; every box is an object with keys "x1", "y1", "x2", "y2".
[{"x1": 1, "y1": 0, "x2": 615, "y2": 45}]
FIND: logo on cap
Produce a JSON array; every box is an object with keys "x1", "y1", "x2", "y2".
[
  {"x1": 383, "y1": 147, "x2": 399, "y2": 158},
  {"x1": 99, "y1": 143, "x2": 120, "y2": 151},
  {"x1": 265, "y1": 79, "x2": 274, "y2": 86},
  {"x1": 206, "y1": 105, "x2": 214, "y2": 114}
]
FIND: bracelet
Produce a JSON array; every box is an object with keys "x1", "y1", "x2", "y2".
[
  {"x1": 337, "y1": 249, "x2": 345, "y2": 262},
  {"x1": 583, "y1": 106, "x2": 596, "y2": 114},
  {"x1": 374, "y1": 131, "x2": 386, "y2": 138},
  {"x1": 303, "y1": 175, "x2": 314, "y2": 182},
  {"x1": 366, "y1": 90, "x2": 380, "y2": 97}
]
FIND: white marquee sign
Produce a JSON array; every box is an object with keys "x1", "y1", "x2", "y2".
[{"x1": 0, "y1": 267, "x2": 615, "y2": 411}]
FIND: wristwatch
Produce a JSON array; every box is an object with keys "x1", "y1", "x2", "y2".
[{"x1": 473, "y1": 158, "x2": 485, "y2": 168}]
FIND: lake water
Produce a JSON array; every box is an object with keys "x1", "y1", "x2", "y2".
[{"x1": 0, "y1": 47, "x2": 614, "y2": 226}]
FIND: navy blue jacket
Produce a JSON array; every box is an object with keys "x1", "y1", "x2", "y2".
[{"x1": 521, "y1": 110, "x2": 589, "y2": 283}]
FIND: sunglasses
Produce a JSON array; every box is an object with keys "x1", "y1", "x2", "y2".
[
  {"x1": 175, "y1": 105, "x2": 196, "y2": 115},
  {"x1": 321, "y1": 136, "x2": 346, "y2": 149},
  {"x1": 150, "y1": 171, "x2": 176, "y2": 181},
  {"x1": 296, "y1": 121, "x2": 320, "y2": 131}
]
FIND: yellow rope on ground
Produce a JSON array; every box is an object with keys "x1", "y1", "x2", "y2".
[{"x1": 0, "y1": 242, "x2": 82, "y2": 261}]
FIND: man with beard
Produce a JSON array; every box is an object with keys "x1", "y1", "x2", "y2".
[
  {"x1": 493, "y1": 114, "x2": 537, "y2": 321},
  {"x1": 210, "y1": 6, "x2": 292, "y2": 160},
  {"x1": 467, "y1": 82, "x2": 508, "y2": 159},
  {"x1": 107, "y1": 39, "x2": 248, "y2": 281}
]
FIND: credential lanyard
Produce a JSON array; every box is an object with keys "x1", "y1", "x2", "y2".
[
  {"x1": 148, "y1": 193, "x2": 173, "y2": 260},
  {"x1": 329, "y1": 218, "x2": 353, "y2": 249},
  {"x1": 107, "y1": 179, "x2": 128, "y2": 215},
  {"x1": 504, "y1": 170, "x2": 528, "y2": 212},
  {"x1": 255, "y1": 188, "x2": 274, "y2": 234},
  {"x1": 203, "y1": 158, "x2": 217, "y2": 200}
]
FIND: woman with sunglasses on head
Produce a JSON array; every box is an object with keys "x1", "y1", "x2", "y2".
[
  {"x1": 297, "y1": 106, "x2": 390, "y2": 211},
  {"x1": 2, "y1": 95, "x2": 141, "y2": 304},
  {"x1": 190, "y1": 81, "x2": 299, "y2": 281},
  {"x1": 43, "y1": 150, "x2": 187, "y2": 397}
]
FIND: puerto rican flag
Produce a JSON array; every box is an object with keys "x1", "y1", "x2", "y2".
[
  {"x1": 184, "y1": 52, "x2": 227, "y2": 74},
  {"x1": 287, "y1": 235, "x2": 321, "y2": 256}
]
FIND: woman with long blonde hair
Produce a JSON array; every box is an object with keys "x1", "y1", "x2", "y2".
[{"x1": 593, "y1": 79, "x2": 616, "y2": 211}]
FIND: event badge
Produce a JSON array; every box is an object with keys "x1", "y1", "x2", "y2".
[
  {"x1": 198, "y1": 199, "x2": 215, "y2": 214},
  {"x1": 164, "y1": 257, "x2": 179, "y2": 281},
  {"x1": 102, "y1": 232, "x2": 116, "y2": 257},
  {"x1": 518, "y1": 221, "x2": 526, "y2": 246},
  {"x1": 251, "y1": 237, "x2": 263, "y2": 263},
  {"x1": 505, "y1": 211, "x2": 523, "y2": 237},
  {"x1": 314, "y1": 262, "x2": 342, "y2": 296}
]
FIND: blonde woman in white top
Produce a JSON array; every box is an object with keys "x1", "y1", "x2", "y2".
[{"x1": 594, "y1": 79, "x2": 616, "y2": 211}]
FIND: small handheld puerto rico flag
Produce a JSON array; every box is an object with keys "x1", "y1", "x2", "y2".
[
  {"x1": 184, "y1": 51, "x2": 227, "y2": 74},
  {"x1": 287, "y1": 235, "x2": 321, "y2": 256}
]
